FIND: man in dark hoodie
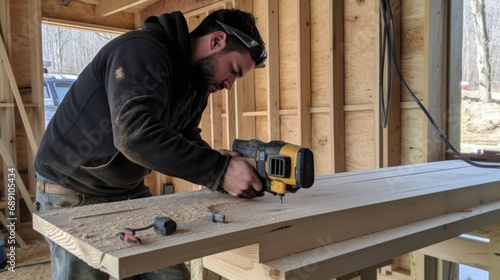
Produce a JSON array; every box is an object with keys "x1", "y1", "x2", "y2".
[{"x1": 34, "y1": 8, "x2": 267, "y2": 280}]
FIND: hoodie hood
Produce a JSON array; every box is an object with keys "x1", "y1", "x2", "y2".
[{"x1": 142, "y1": 12, "x2": 191, "y2": 76}]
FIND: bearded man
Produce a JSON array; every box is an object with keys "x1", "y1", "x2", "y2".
[{"x1": 34, "y1": 8, "x2": 266, "y2": 280}]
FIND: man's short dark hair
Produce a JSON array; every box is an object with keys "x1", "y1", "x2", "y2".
[{"x1": 190, "y1": 9, "x2": 265, "y2": 62}]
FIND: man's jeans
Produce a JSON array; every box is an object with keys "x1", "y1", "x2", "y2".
[{"x1": 35, "y1": 187, "x2": 190, "y2": 280}]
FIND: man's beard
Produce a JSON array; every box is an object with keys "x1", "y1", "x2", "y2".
[{"x1": 191, "y1": 53, "x2": 219, "y2": 94}]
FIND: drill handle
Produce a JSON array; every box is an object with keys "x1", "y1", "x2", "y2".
[{"x1": 232, "y1": 139, "x2": 263, "y2": 158}]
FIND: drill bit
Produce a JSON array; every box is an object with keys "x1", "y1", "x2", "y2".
[{"x1": 279, "y1": 194, "x2": 284, "y2": 204}]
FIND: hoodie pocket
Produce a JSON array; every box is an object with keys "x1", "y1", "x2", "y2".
[{"x1": 80, "y1": 151, "x2": 150, "y2": 187}]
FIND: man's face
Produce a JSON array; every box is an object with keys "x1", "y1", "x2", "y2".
[{"x1": 192, "y1": 49, "x2": 255, "y2": 94}]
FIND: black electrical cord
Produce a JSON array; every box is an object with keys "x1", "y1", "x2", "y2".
[
  {"x1": 379, "y1": 0, "x2": 394, "y2": 128},
  {"x1": 379, "y1": 0, "x2": 500, "y2": 169},
  {"x1": 124, "y1": 223, "x2": 154, "y2": 233}
]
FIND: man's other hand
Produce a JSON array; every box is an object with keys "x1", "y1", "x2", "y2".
[{"x1": 221, "y1": 157, "x2": 263, "y2": 198}]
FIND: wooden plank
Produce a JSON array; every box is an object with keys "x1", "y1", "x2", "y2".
[
  {"x1": 42, "y1": 17, "x2": 131, "y2": 34},
  {"x1": 296, "y1": 0, "x2": 311, "y2": 147},
  {"x1": 96, "y1": 0, "x2": 150, "y2": 17},
  {"x1": 423, "y1": 0, "x2": 447, "y2": 162},
  {"x1": 183, "y1": 1, "x2": 226, "y2": 18},
  {"x1": 0, "y1": 35, "x2": 38, "y2": 156},
  {"x1": 0, "y1": 0, "x2": 16, "y2": 222},
  {"x1": 330, "y1": 0, "x2": 346, "y2": 172},
  {"x1": 29, "y1": 0, "x2": 44, "y2": 203},
  {"x1": 203, "y1": 244, "x2": 284, "y2": 280},
  {"x1": 191, "y1": 258, "x2": 222, "y2": 280},
  {"x1": 383, "y1": 0, "x2": 402, "y2": 168},
  {"x1": 0, "y1": 211, "x2": 26, "y2": 247},
  {"x1": 375, "y1": 0, "x2": 401, "y2": 168},
  {"x1": 489, "y1": 225, "x2": 500, "y2": 280},
  {"x1": 447, "y1": 0, "x2": 463, "y2": 149},
  {"x1": 206, "y1": 200, "x2": 500, "y2": 279},
  {"x1": 266, "y1": 0, "x2": 280, "y2": 140},
  {"x1": 0, "y1": 136, "x2": 36, "y2": 214},
  {"x1": 419, "y1": 236, "x2": 489, "y2": 270},
  {"x1": 32, "y1": 160, "x2": 500, "y2": 279},
  {"x1": 41, "y1": 0, "x2": 136, "y2": 30}
]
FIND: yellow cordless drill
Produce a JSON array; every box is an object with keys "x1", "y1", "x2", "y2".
[{"x1": 232, "y1": 139, "x2": 315, "y2": 204}]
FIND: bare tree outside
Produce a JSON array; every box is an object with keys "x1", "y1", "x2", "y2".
[
  {"x1": 463, "y1": 0, "x2": 499, "y2": 93},
  {"x1": 461, "y1": 0, "x2": 500, "y2": 153},
  {"x1": 42, "y1": 25, "x2": 119, "y2": 75},
  {"x1": 470, "y1": 0, "x2": 492, "y2": 103}
]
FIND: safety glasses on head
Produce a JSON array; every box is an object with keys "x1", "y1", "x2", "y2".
[{"x1": 216, "y1": 20, "x2": 267, "y2": 68}]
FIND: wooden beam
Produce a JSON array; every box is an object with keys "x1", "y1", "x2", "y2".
[
  {"x1": 96, "y1": 0, "x2": 150, "y2": 17},
  {"x1": 29, "y1": 0, "x2": 44, "y2": 203},
  {"x1": 32, "y1": 160, "x2": 500, "y2": 279},
  {"x1": 330, "y1": 0, "x2": 346, "y2": 172},
  {"x1": 0, "y1": 0, "x2": 17, "y2": 226},
  {"x1": 76, "y1": 0, "x2": 100, "y2": 5},
  {"x1": 183, "y1": 1, "x2": 227, "y2": 18},
  {"x1": 191, "y1": 258, "x2": 222, "y2": 280},
  {"x1": 0, "y1": 137, "x2": 36, "y2": 214},
  {"x1": 375, "y1": 0, "x2": 401, "y2": 168},
  {"x1": 205, "y1": 200, "x2": 500, "y2": 279},
  {"x1": 296, "y1": 0, "x2": 311, "y2": 147},
  {"x1": 447, "y1": 0, "x2": 463, "y2": 149},
  {"x1": 0, "y1": 211, "x2": 26, "y2": 247},
  {"x1": 266, "y1": 0, "x2": 280, "y2": 140},
  {"x1": 42, "y1": 17, "x2": 131, "y2": 34},
  {"x1": 0, "y1": 31, "x2": 38, "y2": 156},
  {"x1": 233, "y1": 0, "x2": 256, "y2": 141},
  {"x1": 489, "y1": 225, "x2": 500, "y2": 280},
  {"x1": 419, "y1": 236, "x2": 489, "y2": 270},
  {"x1": 424, "y1": 0, "x2": 448, "y2": 162}
]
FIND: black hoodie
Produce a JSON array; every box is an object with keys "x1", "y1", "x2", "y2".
[{"x1": 34, "y1": 12, "x2": 230, "y2": 195}]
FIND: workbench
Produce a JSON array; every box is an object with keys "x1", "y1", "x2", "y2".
[{"x1": 33, "y1": 160, "x2": 500, "y2": 279}]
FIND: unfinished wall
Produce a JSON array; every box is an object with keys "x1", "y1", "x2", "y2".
[
  {"x1": 157, "y1": 0, "x2": 447, "y2": 176},
  {"x1": 1, "y1": 0, "x2": 451, "y2": 241}
]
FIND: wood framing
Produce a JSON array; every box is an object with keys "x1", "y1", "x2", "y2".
[
  {"x1": 205, "y1": 201, "x2": 499, "y2": 279},
  {"x1": 2, "y1": 0, "x2": 488, "y2": 278},
  {"x1": 423, "y1": 0, "x2": 448, "y2": 162},
  {"x1": 33, "y1": 160, "x2": 500, "y2": 279},
  {"x1": 265, "y1": 0, "x2": 280, "y2": 140},
  {"x1": 375, "y1": 0, "x2": 401, "y2": 168},
  {"x1": 330, "y1": 0, "x2": 346, "y2": 173},
  {"x1": 296, "y1": 0, "x2": 312, "y2": 147},
  {"x1": 0, "y1": 37, "x2": 38, "y2": 156},
  {"x1": 419, "y1": 236, "x2": 489, "y2": 270},
  {"x1": 447, "y1": 0, "x2": 463, "y2": 149}
]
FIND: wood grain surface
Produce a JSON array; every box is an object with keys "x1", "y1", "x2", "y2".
[{"x1": 33, "y1": 160, "x2": 500, "y2": 278}]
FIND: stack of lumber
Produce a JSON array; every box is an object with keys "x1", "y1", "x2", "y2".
[{"x1": 33, "y1": 160, "x2": 500, "y2": 279}]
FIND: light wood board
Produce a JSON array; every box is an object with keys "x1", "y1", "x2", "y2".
[{"x1": 33, "y1": 160, "x2": 500, "y2": 279}]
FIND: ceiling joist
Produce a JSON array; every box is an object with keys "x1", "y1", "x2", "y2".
[{"x1": 96, "y1": 0, "x2": 150, "y2": 17}]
